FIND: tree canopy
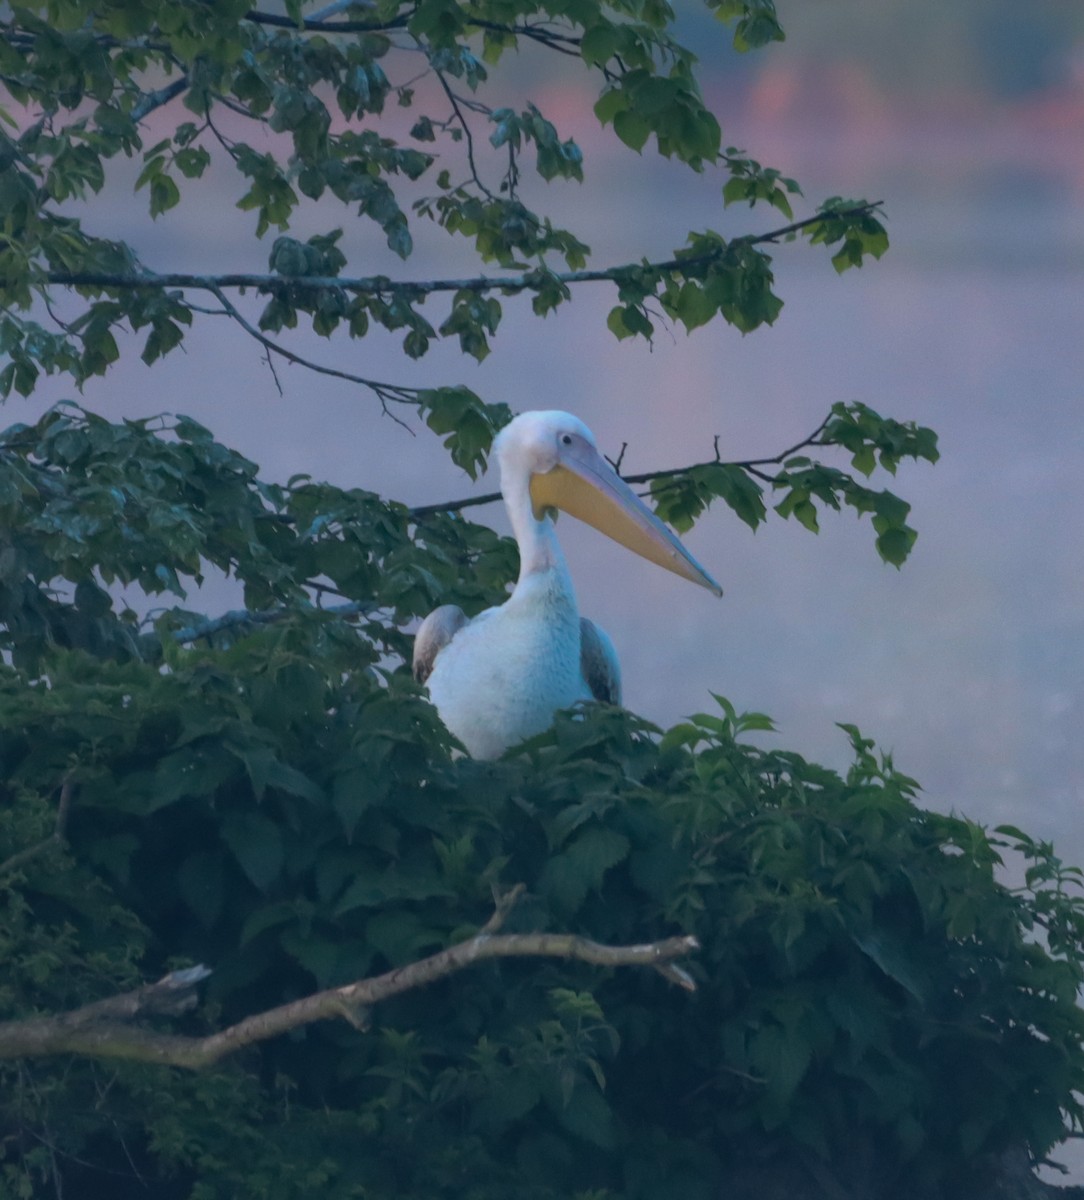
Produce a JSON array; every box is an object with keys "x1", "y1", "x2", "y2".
[{"x1": 2, "y1": 3, "x2": 1084, "y2": 1199}]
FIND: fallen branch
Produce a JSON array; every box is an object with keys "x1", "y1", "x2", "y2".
[{"x1": 0, "y1": 899, "x2": 699, "y2": 1068}]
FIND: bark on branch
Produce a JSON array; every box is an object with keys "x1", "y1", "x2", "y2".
[
  {"x1": 0, "y1": 919, "x2": 699, "y2": 1070},
  {"x1": 43, "y1": 206, "x2": 881, "y2": 301}
]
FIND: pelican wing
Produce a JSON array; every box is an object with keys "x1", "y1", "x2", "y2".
[
  {"x1": 580, "y1": 617, "x2": 622, "y2": 705},
  {"x1": 413, "y1": 604, "x2": 470, "y2": 685}
]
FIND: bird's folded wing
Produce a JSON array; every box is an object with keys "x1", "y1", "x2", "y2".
[
  {"x1": 580, "y1": 617, "x2": 622, "y2": 705},
  {"x1": 412, "y1": 605, "x2": 470, "y2": 684}
]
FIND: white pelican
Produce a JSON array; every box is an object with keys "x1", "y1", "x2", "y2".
[{"x1": 413, "y1": 411, "x2": 721, "y2": 759}]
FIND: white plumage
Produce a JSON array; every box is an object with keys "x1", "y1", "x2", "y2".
[{"x1": 413, "y1": 411, "x2": 719, "y2": 758}]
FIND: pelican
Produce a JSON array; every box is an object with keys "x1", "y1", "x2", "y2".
[{"x1": 412, "y1": 411, "x2": 721, "y2": 759}]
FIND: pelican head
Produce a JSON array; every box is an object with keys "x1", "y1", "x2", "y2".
[{"x1": 494, "y1": 410, "x2": 722, "y2": 595}]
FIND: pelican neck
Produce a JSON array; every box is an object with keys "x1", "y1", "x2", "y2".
[{"x1": 504, "y1": 469, "x2": 572, "y2": 589}]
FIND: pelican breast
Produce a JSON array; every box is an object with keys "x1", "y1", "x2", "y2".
[{"x1": 413, "y1": 593, "x2": 620, "y2": 757}]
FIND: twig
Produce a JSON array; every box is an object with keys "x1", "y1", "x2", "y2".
[
  {"x1": 480, "y1": 882, "x2": 527, "y2": 933},
  {"x1": 0, "y1": 777, "x2": 74, "y2": 879},
  {"x1": 0, "y1": 922, "x2": 699, "y2": 1068},
  {"x1": 431, "y1": 65, "x2": 498, "y2": 201},
  {"x1": 468, "y1": 18, "x2": 583, "y2": 57},
  {"x1": 606, "y1": 442, "x2": 628, "y2": 473},
  {"x1": 207, "y1": 285, "x2": 417, "y2": 425}
]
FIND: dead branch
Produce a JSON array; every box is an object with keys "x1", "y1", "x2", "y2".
[{"x1": 0, "y1": 913, "x2": 699, "y2": 1069}]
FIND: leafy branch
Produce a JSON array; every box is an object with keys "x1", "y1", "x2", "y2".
[
  {"x1": 0, "y1": 885, "x2": 699, "y2": 1069},
  {"x1": 41, "y1": 204, "x2": 881, "y2": 302},
  {"x1": 206, "y1": 282, "x2": 421, "y2": 419},
  {"x1": 243, "y1": 5, "x2": 410, "y2": 34},
  {"x1": 14, "y1": 204, "x2": 884, "y2": 398},
  {"x1": 410, "y1": 401, "x2": 938, "y2": 567},
  {"x1": 408, "y1": 412, "x2": 839, "y2": 518}
]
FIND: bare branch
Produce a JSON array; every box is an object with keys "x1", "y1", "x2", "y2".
[
  {"x1": 431, "y1": 64, "x2": 499, "y2": 201},
  {"x1": 167, "y1": 599, "x2": 379, "y2": 644},
  {"x1": 131, "y1": 75, "x2": 189, "y2": 122},
  {"x1": 409, "y1": 490, "x2": 502, "y2": 518},
  {"x1": 243, "y1": 6, "x2": 408, "y2": 33},
  {"x1": 481, "y1": 882, "x2": 527, "y2": 933},
  {"x1": 0, "y1": 923, "x2": 699, "y2": 1068},
  {"x1": 67, "y1": 966, "x2": 212, "y2": 1024},
  {"x1": 207, "y1": 285, "x2": 418, "y2": 422},
  {"x1": 0, "y1": 777, "x2": 74, "y2": 879}
]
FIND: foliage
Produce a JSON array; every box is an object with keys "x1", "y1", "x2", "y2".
[
  {"x1": 4, "y1": 637, "x2": 1084, "y2": 1197},
  {"x1": 0, "y1": 410, "x2": 1081, "y2": 1199},
  {"x1": 1, "y1": 0, "x2": 884, "y2": 426},
  {"x1": 1, "y1": 3, "x2": 1082, "y2": 1200}
]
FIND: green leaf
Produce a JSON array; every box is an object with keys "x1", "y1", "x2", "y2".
[
  {"x1": 747, "y1": 1019, "x2": 812, "y2": 1107},
  {"x1": 228, "y1": 742, "x2": 324, "y2": 803},
  {"x1": 851, "y1": 929, "x2": 929, "y2": 1004},
  {"x1": 220, "y1": 811, "x2": 284, "y2": 892},
  {"x1": 613, "y1": 109, "x2": 651, "y2": 153},
  {"x1": 541, "y1": 827, "x2": 630, "y2": 914},
  {"x1": 581, "y1": 24, "x2": 620, "y2": 67},
  {"x1": 240, "y1": 900, "x2": 304, "y2": 946},
  {"x1": 550, "y1": 1077, "x2": 617, "y2": 1148},
  {"x1": 365, "y1": 910, "x2": 441, "y2": 964},
  {"x1": 149, "y1": 172, "x2": 181, "y2": 217}
]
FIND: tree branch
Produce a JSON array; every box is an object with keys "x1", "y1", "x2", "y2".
[
  {"x1": 408, "y1": 414, "x2": 835, "y2": 518},
  {"x1": 0, "y1": 918, "x2": 699, "y2": 1068},
  {"x1": 131, "y1": 75, "x2": 189, "y2": 122},
  {"x1": 64, "y1": 966, "x2": 213, "y2": 1024},
  {"x1": 241, "y1": 5, "x2": 584, "y2": 46},
  {"x1": 243, "y1": 6, "x2": 408, "y2": 33},
  {"x1": 207, "y1": 284, "x2": 419, "y2": 421},
  {"x1": 43, "y1": 205, "x2": 881, "y2": 302},
  {"x1": 431, "y1": 63, "x2": 499, "y2": 201},
  {"x1": 167, "y1": 599, "x2": 379, "y2": 644}
]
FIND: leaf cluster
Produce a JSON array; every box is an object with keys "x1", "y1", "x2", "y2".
[
  {"x1": 648, "y1": 401, "x2": 939, "y2": 566},
  {"x1": 4, "y1": 663, "x2": 1084, "y2": 1199},
  {"x1": 0, "y1": 1, "x2": 889, "y2": 411},
  {"x1": 0, "y1": 406, "x2": 1077, "y2": 1200},
  {"x1": 0, "y1": 402, "x2": 516, "y2": 673},
  {"x1": 3, "y1": 6, "x2": 1076, "y2": 1198}
]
